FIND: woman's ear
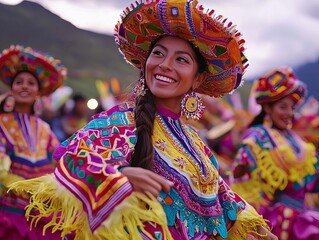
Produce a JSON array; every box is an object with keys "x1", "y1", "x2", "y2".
[
  {"x1": 263, "y1": 103, "x2": 271, "y2": 115},
  {"x1": 192, "y1": 72, "x2": 207, "y2": 90}
]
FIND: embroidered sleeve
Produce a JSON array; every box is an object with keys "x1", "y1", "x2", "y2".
[
  {"x1": 51, "y1": 106, "x2": 137, "y2": 229},
  {"x1": 9, "y1": 103, "x2": 172, "y2": 239}
]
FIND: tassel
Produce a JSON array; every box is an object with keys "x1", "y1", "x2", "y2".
[
  {"x1": 217, "y1": 205, "x2": 270, "y2": 240},
  {"x1": 9, "y1": 175, "x2": 173, "y2": 240}
]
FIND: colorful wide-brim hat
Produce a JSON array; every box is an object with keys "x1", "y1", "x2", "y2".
[
  {"x1": 114, "y1": 0, "x2": 248, "y2": 97},
  {"x1": 0, "y1": 45, "x2": 67, "y2": 96},
  {"x1": 254, "y1": 67, "x2": 307, "y2": 104}
]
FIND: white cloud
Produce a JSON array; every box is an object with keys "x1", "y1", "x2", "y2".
[
  {"x1": 201, "y1": 0, "x2": 319, "y2": 79},
  {"x1": 1, "y1": 0, "x2": 319, "y2": 81}
]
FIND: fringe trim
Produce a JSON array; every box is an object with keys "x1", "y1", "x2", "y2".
[
  {"x1": 0, "y1": 171, "x2": 24, "y2": 196},
  {"x1": 241, "y1": 138, "x2": 289, "y2": 200},
  {"x1": 96, "y1": 192, "x2": 173, "y2": 240},
  {"x1": 231, "y1": 177, "x2": 269, "y2": 209},
  {"x1": 217, "y1": 205, "x2": 270, "y2": 240},
  {"x1": 9, "y1": 174, "x2": 173, "y2": 240}
]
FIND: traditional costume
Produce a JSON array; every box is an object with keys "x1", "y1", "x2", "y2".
[
  {"x1": 230, "y1": 67, "x2": 319, "y2": 240},
  {"x1": 10, "y1": 1, "x2": 270, "y2": 239},
  {"x1": 0, "y1": 45, "x2": 67, "y2": 239}
]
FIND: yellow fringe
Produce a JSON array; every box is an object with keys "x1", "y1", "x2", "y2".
[
  {"x1": 9, "y1": 175, "x2": 173, "y2": 240},
  {"x1": 0, "y1": 171, "x2": 24, "y2": 196},
  {"x1": 236, "y1": 137, "x2": 318, "y2": 207},
  {"x1": 231, "y1": 140, "x2": 288, "y2": 208},
  {"x1": 231, "y1": 177, "x2": 269, "y2": 209},
  {"x1": 96, "y1": 192, "x2": 173, "y2": 240},
  {"x1": 217, "y1": 205, "x2": 270, "y2": 240}
]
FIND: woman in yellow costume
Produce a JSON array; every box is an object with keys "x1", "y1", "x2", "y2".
[
  {"x1": 11, "y1": 0, "x2": 277, "y2": 239},
  {"x1": 230, "y1": 67, "x2": 319, "y2": 240}
]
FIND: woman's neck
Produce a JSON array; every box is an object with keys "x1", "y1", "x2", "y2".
[
  {"x1": 14, "y1": 103, "x2": 32, "y2": 114},
  {"x1": 156, "y1": 104, "x2": 181, "y2": 119},
  {"x1": 154, "y1": 98, "x2": 182, "y2": 114}
]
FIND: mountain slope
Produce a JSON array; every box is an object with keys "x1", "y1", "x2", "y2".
[
  {"x1": 0, "y1": 1, "x2": 138, "y2": 97},
  {"x1": 0, "y1": 1, "x2": 318, "y2": 101}
]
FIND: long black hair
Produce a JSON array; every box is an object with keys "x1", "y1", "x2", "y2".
[
  {"x1": 130, "y1": 36, "x2": 207, "y2": 169},
  {"x1": 248, "y1": 102, "x2": 274, "y2": 128}
]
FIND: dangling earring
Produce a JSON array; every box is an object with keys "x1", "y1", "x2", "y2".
[
  {"x1": 33, "y1": 97, "x2": 43, "y2": 115},
  {"x1": 181, "y1": 91, "x2": 205, "y2": 120},
  {"x1": 3, "y1": 95, "x2": 15, "y2": 112},
  {"x1": 263, "y1": 114, "x2": 273, "y2": 128},
  {"x1": 133, "y1": 77, "x2": 147, "y2": 97}
]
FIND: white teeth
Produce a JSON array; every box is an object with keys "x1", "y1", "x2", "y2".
[
  {"x1": 155, "y1": 74, "x2": 175, "y2": 83},
  {"x1": 20, "y1": 92, "x2": 30, "y2": 97}
]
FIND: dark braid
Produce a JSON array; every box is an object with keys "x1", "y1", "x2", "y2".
[
  {"x1": 248, "y1": 102, "x2": 274, "y2": 127},
  {"x1": 248, "y1": 110, "x2": 266, "y2": 127},
  {"x1": 130, "y1": 90, "x2": 156, "y2": 169},
  {"x1": 130, "y1": 35, "x2": 207, "y2": 169}
]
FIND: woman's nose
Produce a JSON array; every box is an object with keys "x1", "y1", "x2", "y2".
[
  {"x1": 159, "y1": 57, "x2": 172, "y2": 71},
  {"x1": 22, "y1": 83, "x2": 29, "y2": 89}
]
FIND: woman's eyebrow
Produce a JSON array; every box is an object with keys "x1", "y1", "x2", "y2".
[{"x1": 154, "y1": 44, "x2": 194, "y2": 60}]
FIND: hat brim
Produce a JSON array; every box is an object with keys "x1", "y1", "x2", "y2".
[
  {"x1": 206, "y1": 119, "x2": 236, "y2": 140},
  {"x1": 114, "y1": 0, "x2": 248, "y2": 97},
  {"x1": 255, "y1": 67, "x2": 307, "y2": 104},
  {"x1": 0, "y1": 45, "x2": 67, "y2": 96}
]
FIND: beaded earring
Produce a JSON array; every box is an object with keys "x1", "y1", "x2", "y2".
[
  {"x1": 3, "y1": 95, "x2": 15, "y2": 112},
  {"x1": 263, "y1": 114, "x2": 273, "y2": 128},
  {"x1": 181, "y1": 91, "x2": 205, "y2": 120},
  {"x1": 33, "y1": 97, "x2": 43, "y2": 115},
  {"x1": 133, "y1": 77, "x2": 147, "y2": 97}
]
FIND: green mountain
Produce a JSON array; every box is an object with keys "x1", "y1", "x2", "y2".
[
  {"x1": 0, "y1": 0, "x2": 139, "y2": 98},
  {"x1": 1, "y1": 0, "x2": 318, "y2": 102}
]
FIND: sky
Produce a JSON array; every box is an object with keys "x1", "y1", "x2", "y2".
[{"x1": 1, "y1": 0, "x2": 319, "y2": 81}]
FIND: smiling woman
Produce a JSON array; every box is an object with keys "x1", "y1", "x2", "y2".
[
  {"x1": 9, "y1": 1, "x2": 277, "y2": 239},
  {"x1": 230, "y1": 67, "x2": 319, "y2": 240},
  {"x1": 0, "y1": 45, "x2": 67, "y2": 239}
]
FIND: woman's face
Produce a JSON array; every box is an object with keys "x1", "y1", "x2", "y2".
[
  {"x1": 265, "y1": 96, "x2": 296, "y2": 130},
  {"x1": 11, "y1": 71, "x2": 40, "y2": 108},
  {"x1": 145, "y1": 36, "x2": 205, "y2": 112}
]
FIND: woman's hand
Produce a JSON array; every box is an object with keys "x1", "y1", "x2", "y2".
[
  {"x1": 121, "y1": 167, "x2": 173, "y2": 197},
  {"x1": 257, "y1": 225, "x2": 278, "y2": 240}
]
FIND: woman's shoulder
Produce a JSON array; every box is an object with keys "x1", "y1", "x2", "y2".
[
  {"x1": 0, "y1": 113, "x2": 13, "y2": 131},
  {"x1": 0, "y1": 112, "x2": 13, "y2": 120},
  {"x1": 36, "y1": 116, "x2": 51, "y2": 127},
  {"x1": 90, "y1": 102, "x2": 135, "y2": 120},
  {"x1": 243, "y1": 124, "x2": 268, "y2": 137},
  {"x1": 240, "y1": 124, "x2": 272, "y2": 145},
  {"x1": 85, "y1": 101, "x2": 136, "y2": 129}
]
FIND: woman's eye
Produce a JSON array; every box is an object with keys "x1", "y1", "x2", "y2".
[
  {"x1": 152, "y1": 50, "x2": 163, "y2": 56},
  {"x1": 177, "y1": 57, "x2": 189, "y2": 63}
]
